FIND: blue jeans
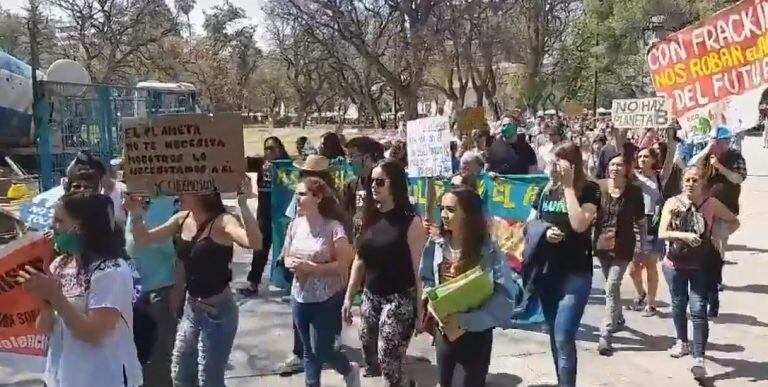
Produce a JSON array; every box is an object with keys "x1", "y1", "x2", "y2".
[
  {"x1": 662, "y1": 265, "x2": 709, "y2": 358},
  {"x1": 172, "y1": 292, "x2": 239, "y2": 387},
  {"x1": 293, "y1": 291, "x2": 352, "y2": 387},
  {"x1": 537, "y1": 272, "x2": 592, "y2": 387}
]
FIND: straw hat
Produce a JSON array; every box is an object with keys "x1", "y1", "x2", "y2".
[{"x1": 293, "y1": 154, "x2": 330, "y2": 172}]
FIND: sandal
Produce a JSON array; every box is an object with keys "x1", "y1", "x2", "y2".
[
  {"x1": 626, "y1": 293, "x2": 647, "y2": 311},
  {"x1": 642, "y1": 306, "x2": 657, "y2": 317},
  {"x1": 237, "y1": 283, "x2": 260, "y2": 297}
]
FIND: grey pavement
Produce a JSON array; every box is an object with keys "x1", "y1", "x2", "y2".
[{"x1": 3, "y1": 137, "x2": 768, "y2": 386}]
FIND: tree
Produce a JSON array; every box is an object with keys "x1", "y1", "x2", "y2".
[
  {"x1": 49, "y1": 0, "x2": 180, "y2": 83},
  {"x1": 174, "y1": 0, "x2": 196, "y2": 46},
  {"x1": 0, "y1": 5, "x2": 59, "y2": 68}
]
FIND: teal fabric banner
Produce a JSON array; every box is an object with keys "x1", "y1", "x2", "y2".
[{"x1": 269, "y1": 160, "x2": 549, "y2": 324}]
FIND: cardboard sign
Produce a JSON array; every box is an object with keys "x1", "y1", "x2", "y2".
[
  {"x1": 406, "y1": 117, "x2": 453, "y2": 178},
  {"x1": 0, "y1": 232, "x2": 54, "y2": 371},
  {"x1": 19, "y1": 186, "x2": 65, "y2": 231},
  {"x1": 123, "y1": 113, "x2": 245, "y2": 195},
  {"x1": 611, "y1": 97, "x2": 671, "y2": 128},
  {"x1": 456, "y1": 107, "x2": 487, "y2": 133},
  {"x1": 647, "y1": 0, "x2": 768, "y2": 135}
]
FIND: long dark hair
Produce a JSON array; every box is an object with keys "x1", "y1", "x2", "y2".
[
  {"x1": 58, "y1": 191, "x2": 124, "y2": 274},
  {"x1": 441, "y1": 189, "x2": 487, "y2": 275},
  {"x1": 553, "y1": 141, "x2": 586, "y2": 192},
  {"x1": 196, "y1": 191, "x2": 227, "y2": 216},
  {"x1": 302, "y1": 177, "x2": 350, "y2": 227},
  {"x1": 264, "y1": 136, "x2": 290, "y2": 160},
  {"x1": 359, "y1": 158, "x2": 413, "y2": 244},
  {"x1": 320, "y1": 132, "x2": 346, "y2": 160}
]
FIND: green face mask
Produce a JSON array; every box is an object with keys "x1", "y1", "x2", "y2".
[
  {"x1": 351, "y1": 159, "x2": 364, "y2": 177},
  {"x1": 502, "y1": 125, "x2": 518, "y2": 138},
  {"x1": 54, "y1": 231, "x2": 83, "y2": 255}
]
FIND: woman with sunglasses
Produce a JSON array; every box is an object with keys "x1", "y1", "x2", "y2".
[
  {"x1": 242, "y1": 136, "x2": 291, "y2": 297},
  {"x1": 283, "y1": 177, "x2": 360, "y2": 387},
  {"x1": 627, "y1": 144, "x2": 675, "y2": 316},
  {"x1": 657, "y1": 166, "x2": 739, "y2": 380},
  {"x1": 528, "y1": 141, "x2": 600, "y2": 387},
  {"x1": 125, "y1": 176, "x2": 261, "y2": 387},
  {"x1": 420, "y1": 189, "x2": 521, "y2": 387},
  {"x1": 343, "y1": 159, "x2": 428, "y2": 386}
]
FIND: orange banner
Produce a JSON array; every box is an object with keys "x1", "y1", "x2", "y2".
[
  {"x1": 647, "y1": 0, "x2": 768, "y2": 135},
  {"x1": 0, "y1": 233, "x2": 54, "y2": 360}
]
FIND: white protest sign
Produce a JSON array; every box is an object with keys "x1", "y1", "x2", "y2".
[
  {"x1": 406, "y1": 116, "x2": 452, "y2": 178},
  {"x1": 123, "y1": 113, "x2": 245, "y2": 195},
  {"x1": 611, "y1": 97, "x2": 671, "y2": 129}
]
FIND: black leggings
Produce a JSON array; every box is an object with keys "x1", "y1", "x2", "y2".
[
  {"x1": 246, "y1": 225, "x2": 272, "y2": 284},
  {"x1": 435, "y1": 328, "x2": 493, "y2": 387}
]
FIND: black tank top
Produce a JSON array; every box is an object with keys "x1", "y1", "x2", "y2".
[
  {"x1": 357, "y1": 207, "x2": 415, "y2": 296},
  {"x1": 174, "y1": 212, "x2": 234, "y2": 299}
]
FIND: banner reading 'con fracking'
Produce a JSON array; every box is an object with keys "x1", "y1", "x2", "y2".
[{"x1": 647, "y1": 0, "x2": 768, "y2": 139}]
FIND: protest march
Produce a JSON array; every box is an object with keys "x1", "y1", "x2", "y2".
[{"x1": 0, "y1": 0, "x2": 766, "y2": 386}]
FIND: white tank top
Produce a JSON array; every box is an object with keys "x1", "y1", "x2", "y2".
[{"x1": 635, "y1": 172, "x2": 661, "y2": 216}]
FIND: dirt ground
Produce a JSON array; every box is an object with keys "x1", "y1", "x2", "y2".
[{"x1": 243, "y1": 126, "x2": 386, "y2": 156}]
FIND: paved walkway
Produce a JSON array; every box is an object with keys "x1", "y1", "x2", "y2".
[{"x1": 3, "y1": 137, "x2": 768, "y2": 386}]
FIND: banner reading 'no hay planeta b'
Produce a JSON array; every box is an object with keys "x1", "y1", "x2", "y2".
[{"x1": 647, "y1": 0, "x2": 768, "y2": 138}]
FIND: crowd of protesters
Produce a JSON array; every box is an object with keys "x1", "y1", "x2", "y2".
[{"x1": 13, "y1": 108, "x2": 749, "y2": 386}]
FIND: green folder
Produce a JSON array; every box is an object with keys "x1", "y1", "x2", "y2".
[{"x1": 426, "y1": 265, "x2": 494, "y2": 320}]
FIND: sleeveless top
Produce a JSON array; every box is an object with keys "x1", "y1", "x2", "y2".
[
  {"x1": 174, "y1": 212, "x2": 234, "y2": 299},
  {"x1": 635, "y1": 171, "x2": 662, "y2": 216},
  {"x1": 357, "y1": 208, "x2": 416, "y2": 296}
]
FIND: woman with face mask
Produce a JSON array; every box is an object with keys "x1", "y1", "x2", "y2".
[
  {"x1": 657, "y1": 166, "x2": 739, "y2": 380},
  {"x1": 594, "y1": 153, "x2": 646, "y2": 355},
  {"x1": 342, "y1": 159, "x2": 428, "y2": 386},
  {"x1": 18, "y1": 191, "x2": 142, "y2": 387},
  {"x1": 419, "y1": 189, "x2": 521, "y2": 387},
  {"x1": 125, "y1": 176, "x2": 261, "y2": 387}
]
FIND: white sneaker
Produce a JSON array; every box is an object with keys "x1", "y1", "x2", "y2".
[
  {"x1": 344, "y1": 362, "x2": 361, "y2": 387},
  {"x1": 691, "y1": 357, "x2": 707, "y2": 380},
  {"x1": 669, "y1": 340, "x2": 690, "y2": 358}
]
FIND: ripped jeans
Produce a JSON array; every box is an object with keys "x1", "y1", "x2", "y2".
[{"x1": 172, "y1": 291, "x2": 239, "y2": 387}]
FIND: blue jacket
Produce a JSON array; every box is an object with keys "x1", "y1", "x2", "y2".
[{"x1": 420, "y1": 236, "x2": 524, "y2": 332}]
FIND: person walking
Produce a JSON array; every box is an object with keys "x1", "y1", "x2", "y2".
[
  {"x1": 343, "y1": 136, "x2": 386, "y2": 243},
  {"x1": 342, "y1": 159, "x2": 428, "y2": 386},
  {"x1": 283, "y1": 177, "x2": 361, "y2": 387},
  {"x1": 125, "y1": 177, "x2": 261, "y2": 387},
  {"x1": 242, "y1": 136, "x2": 291, "y2": 297},
  {"x1": 594, "y1": 153, "x2": 647, "y2": 355},
  {"x1": 420, "y1": 189, "x2": 522, "y2": 387},
  {"x1": 627, "y1": 144, "x2": 675, "y2": 317},
  {"x1": 19, "y1": 191, "x2": 143, "y2": 387},
  {"x1": 528, "y1": 141, "x2": 600, "y2": 387},
  {"x1": 657, "y1": 166, "x2": 739, "y2": 380}
]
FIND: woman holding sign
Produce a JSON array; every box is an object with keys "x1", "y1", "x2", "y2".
[
  {"x1": 419, "y1": 189, "x2": 521, "y2": 387},
  {"x1": 528, "y1": 142, "x2": 600, "y2": 387},
  {"x1": 124, "y1": 176, "x2": 261, "y2": 387},
  {"x1": 342, "y1": 159, "x2": 428, "y2": 386},
  {"x1": 18, "y1": 191, "x2": 142, "y2": 387}
]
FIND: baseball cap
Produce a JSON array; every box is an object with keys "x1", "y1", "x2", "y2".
[{"x1": 714, "y1": 126, "x2": 732, "y2": 140}]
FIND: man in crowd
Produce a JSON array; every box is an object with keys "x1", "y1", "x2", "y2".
[
  {"x1": 689, "y1": 126, "x2": 747, "y2": 317},
  {"x1": 343, "y1": 136, "x2": 385, "y2": 243},
  {"x1": 486, "y1": 117, "x2": 537, "y2": 175}
]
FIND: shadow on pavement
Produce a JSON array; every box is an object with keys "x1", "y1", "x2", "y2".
[
  {"x1": 726, "y1": 244, "x2": 768, "y2": 254},
  {"x1": 723, "y1": 283, "x2": 768, "y2": 295},
  {"x1": 706, "y1": 356, "x2": 768, "y2": 383},
  {"x1": 710, "y1": 312, "x2": 768, "y2": 328},
  {"x1": 577, "y1": 324, "x2": 745, "y2": 354}
]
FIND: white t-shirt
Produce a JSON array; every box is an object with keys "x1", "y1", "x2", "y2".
[
  {"x1": 102, "y1": 181, "x2": 127, "y2": 229},
  {"x1": 45, "y1": 257, "x2": 142, "y2": 387},
  {"x1": 536, "y1": 142, "x2": 556, "y2": 173}
]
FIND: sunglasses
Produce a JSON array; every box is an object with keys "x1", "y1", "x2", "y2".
[
  {"x1": 70, "y1": 183, "x2": 93, "y2": 191},
  {"x1": 265, "y1": 146, "x2": 276, "y2": 152},
  {"x1": 372, "y1": 178, "x2": 388, "y2": 187},
  {"x1": 683, "y1": 178, "x2": 699, "y2": 183},
  {"x1": 297, "y1": 191, "x2": 309, "y2": 197}
]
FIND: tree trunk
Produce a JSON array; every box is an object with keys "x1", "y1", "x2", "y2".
[{"x1": 402, "y1": 89, "x2": 419, "y2": 120}]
